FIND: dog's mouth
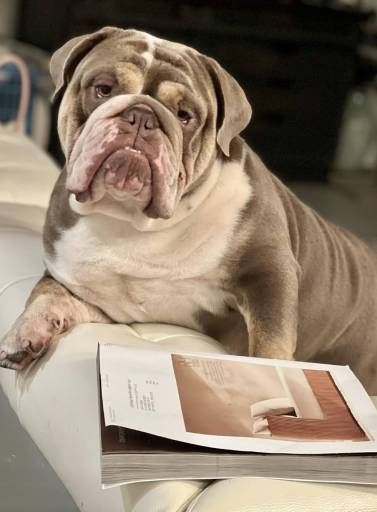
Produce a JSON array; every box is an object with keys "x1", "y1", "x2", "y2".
[{"x1": 73, "y1": 145, "x2": 153, "y2": 205}]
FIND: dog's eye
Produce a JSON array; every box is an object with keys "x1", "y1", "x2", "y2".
[
  {"x1": 177, "y1": 110, "x2": 191, "y2": 124},
  {"x1": 95, "y1": 85, "x2": 112, "y2": 98}
]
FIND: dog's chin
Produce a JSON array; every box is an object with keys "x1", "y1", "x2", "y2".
[
  {"x1": 105, "y1": 147, "x2": 152, "y2": 191},
  {"x1": 74, "y1": 147, "x2": 153, "y2": 206}
]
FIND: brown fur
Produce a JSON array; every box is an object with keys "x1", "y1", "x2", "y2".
[
  {"x1": 43, "y1": 167, "x2": 80, "y2": 257},
  {"x1": 197, "y1": 148, "x2": 377, "y2": 390},
  {"x1": 1, "y1": 28, "x2": 377, "y2": 397}
]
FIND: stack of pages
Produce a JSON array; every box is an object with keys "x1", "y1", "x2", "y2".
[{"x1": 98, "y1": 344, "x2": 377, "y2": 488}]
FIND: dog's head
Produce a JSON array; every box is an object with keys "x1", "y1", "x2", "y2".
[{"x1": 51, "y1": 27, "x2": 251, "y2": 220}]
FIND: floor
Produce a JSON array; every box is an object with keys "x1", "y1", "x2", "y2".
[
  {"x1": 0, "y1": 174, "x2": 376, "y2": 512},
  {"x1": 0, "y1": 389, "x2": 79, "y2": 512}
]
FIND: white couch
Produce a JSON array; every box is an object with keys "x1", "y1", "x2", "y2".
[{"x1": 2, "y1": 128, "x2": 377, "y2": 511}]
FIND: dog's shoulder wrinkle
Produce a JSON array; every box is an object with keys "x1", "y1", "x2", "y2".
[
  {"x1": 223, "y1": 147, "x2": 294, "y2": 276},
  {"x1": 43, "y1": 166, "x2": 80, "y2": 259}
]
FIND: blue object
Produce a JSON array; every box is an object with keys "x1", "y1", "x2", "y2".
[{"x1": 0, "y1": 62, "x2": 39, "y2": 133}]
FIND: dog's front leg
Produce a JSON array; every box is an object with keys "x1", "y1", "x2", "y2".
[
  {"x1": 238, "y1": 267, "x2": 299, "y2": 361},
  {"x1": 0, "y1": 274, "x2": 111, "y2": 370}
]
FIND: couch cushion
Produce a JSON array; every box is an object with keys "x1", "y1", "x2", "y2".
[
  {"x1": 0, "y1": 127, "x2": 59, "y2": 211},
  {"x1": 0, "y1": 204, "x2": 48, "y2": 233},
  {"x1": 0, "y1": 228, "x2": 45, "y2": 312},
  {"x1": 188, "y1": 478, "x2": 377, "y2": 512},
  {"x1": 1, "y1": 321, "x2": 226, "y2": 512}
]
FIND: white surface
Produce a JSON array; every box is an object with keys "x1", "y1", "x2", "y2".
[
  {"x1": 0, "y1": 382, "x2": 79, "y2": 512},
  {"x1": 0, "y1": 298, "x2": 223, "y2": 512},
  {"x1": 2, "y1": 129, "x2": 377, "y2": 510},
  {"x1": 0, "y1": 126, "x2": 59, "y2": 212}
]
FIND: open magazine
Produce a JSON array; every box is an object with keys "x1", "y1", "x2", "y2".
[{"x1": 98, "y1": 344, "x2": 377, "y2": 487}]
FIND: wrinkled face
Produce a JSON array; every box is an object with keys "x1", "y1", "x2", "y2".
[{"x1": 53, "y1": 28, "x2": 251, "y2": 220}]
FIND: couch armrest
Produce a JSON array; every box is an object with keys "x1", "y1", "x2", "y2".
[
  {"x1": 188, "y1": 478, "x2": 377, "y2": 512},
  {"x1": 0, "y1": 321, "x2": 226, "y2": 512}
]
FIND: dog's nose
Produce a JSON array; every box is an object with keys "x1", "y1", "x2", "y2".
[{"x1": 121, "y1": 104, "x2": 159, "y2": 132}]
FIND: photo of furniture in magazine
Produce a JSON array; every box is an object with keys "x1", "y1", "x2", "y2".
[{"x1": 172, "y1": 355, "x2": 368, "y2": 442}]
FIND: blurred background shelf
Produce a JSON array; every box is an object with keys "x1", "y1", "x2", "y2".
[
  {"x1": 0, "y1": 0, "x2": 375, "y2": 182},
  {"x1": 15, "y1": 0, "x2": 370, "y2": 181}
]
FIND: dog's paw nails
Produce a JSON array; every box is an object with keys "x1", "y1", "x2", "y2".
[
  {"x1": 51, "y1": 316, "x2": 69, "y2": 333},
  {"x1": 0, "y1": 349, "x2": 32, "y2": 370},
  {"x1": 25, "y1": 345, "x2": 46, "y2": 359},
  {"x1": 22, "y1": 332, "x2": 52, "y2": 359},
  {"x1": 7, "y1": 350, "x2": 29, "y2": 364},
  {"x1": 0, "y1": 359, "x2": 12, "y2": 369},
  {"x1": 22, "y1": 339, "x2": 39, "y2": 359},
  {"x1": 0, "y1": 314, "x2": 56, "y2": 370}
]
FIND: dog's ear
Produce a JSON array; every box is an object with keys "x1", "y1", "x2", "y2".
[
  {"x1": 203, "y1": 57, "x2": 252, "y2": 157},
  {"x1": 50, "y1": 27, "x2": 118, "y2": 102}
]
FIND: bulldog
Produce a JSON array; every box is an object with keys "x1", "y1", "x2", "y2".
[{"x1": 1, "y1": 27, "x2": 377, "y2": 393}]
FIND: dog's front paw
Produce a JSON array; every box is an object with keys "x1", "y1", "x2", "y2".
[{"x1": 0, "y1": 302, "x2": 69, "y2": 370}]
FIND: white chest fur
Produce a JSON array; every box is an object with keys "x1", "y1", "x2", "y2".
[{"x1": 45, "y1": 160, "x2": 252, "y2": 328}]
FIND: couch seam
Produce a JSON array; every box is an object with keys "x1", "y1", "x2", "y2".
[
  {"x1": 0, "y1": 224, "x2": 44, "y2": 236},
  {"x1": 0, "y1": 199, "x2": 49, "y2": 209},
  {"x1": 66, "y1": 323, "x2": 141, "y2": 338},
  {"x1": 0, "y1": 161, "x2": 57, "y2": 170},
  {"x1": 0, "y1": 226, "x2": 45, "y2": 237},
  {"x1": 0, "y1": 274, "x2": 43, "y2": 298},
  {"x1": 150, "y1": 334, "x2": 213, "y2": 342},
  {"x1": 184, "y1": 482, "x2": 215, "y2": 512},
  {"x1": 0, "y1": 227, "x2": 37, "y2": 234}
]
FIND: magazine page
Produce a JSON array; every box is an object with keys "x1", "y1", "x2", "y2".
[{"x1": 99, "y1": 343, "x2": 377, "y2": 454}]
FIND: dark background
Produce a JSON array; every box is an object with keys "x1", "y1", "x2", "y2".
[{"x1": 16, "y1": 0, "x2": 375, "y2": 181}]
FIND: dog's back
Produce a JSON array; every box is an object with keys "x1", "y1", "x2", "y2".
[{"x1": 273, "y1": 176, "x2": 377, "y2": 391}]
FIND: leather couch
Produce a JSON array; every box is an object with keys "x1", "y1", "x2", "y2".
[{"x1": 2, "y1": 127, "x2": 377, "y2": 511}]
